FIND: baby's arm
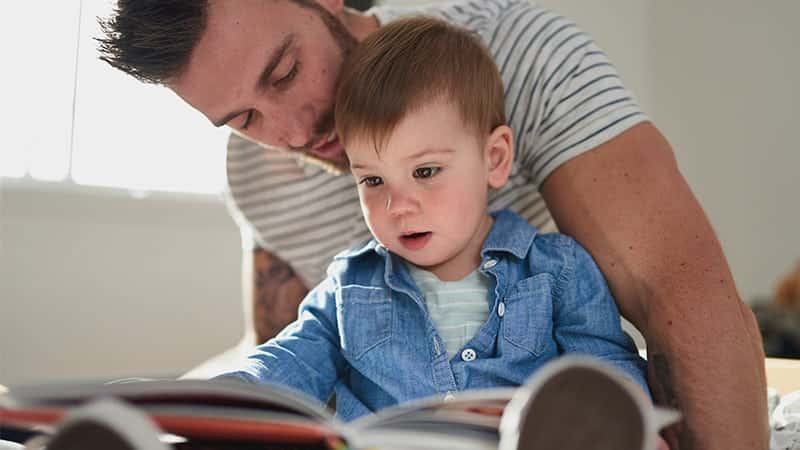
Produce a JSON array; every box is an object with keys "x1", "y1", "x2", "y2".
[
  {"x1": 552, "y1": 238, "x2": 650, "y2": 395},
  {"x1": 218, "y1": 277, "x2": 345, "y2": 404}
]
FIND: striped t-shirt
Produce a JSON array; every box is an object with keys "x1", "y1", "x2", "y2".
[
  {"x1": 224, "y1": 0, "x2": 647, "y2": 287},
  {"x1": 406, "y1": 263, "x2": 492, "y2": 358}
]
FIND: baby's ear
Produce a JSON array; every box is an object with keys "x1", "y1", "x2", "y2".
[{"x1": 485, "y1": 125, "x2": 514, "y2": 189}]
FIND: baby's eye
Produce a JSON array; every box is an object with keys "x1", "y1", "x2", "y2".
[
  {"x1": 359, "y1": 176, "x2": 383, "y2": 187},
  {"x1": 414, "y1": 167, "x2": 440, "y2": 179}
]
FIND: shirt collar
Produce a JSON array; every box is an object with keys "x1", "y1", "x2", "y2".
[
  {"x1": 480, "y1": 209, "x2": 537, "y2": 260},
  {"x1": 334, "y1": 238, "x2": 383, "y2": 261}
]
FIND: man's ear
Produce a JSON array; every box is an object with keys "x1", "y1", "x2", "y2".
[{"x1": 485, "y1": 125, "x2": 514, "y2": 189}]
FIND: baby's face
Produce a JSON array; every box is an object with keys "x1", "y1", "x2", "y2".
[{"x1": 346, "y1": 100, "x2": 496, "y2": 281}]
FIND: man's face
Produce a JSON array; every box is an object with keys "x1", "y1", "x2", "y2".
[
  {"x1": 169, "y1": 0, "x2": 356, "y2": 171},
  {"x1": 346, "y1": 100, "x2": 497, "y2": 281}
]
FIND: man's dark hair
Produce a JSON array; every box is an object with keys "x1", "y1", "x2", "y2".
[
  {"x1": 96, "y1": 0, "x2": 209, "y2": 84},
  {"x1": 97, "y1": 0, "x2": 366, "y2": 86}
]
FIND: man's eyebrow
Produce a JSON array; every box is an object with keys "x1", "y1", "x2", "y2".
[{"x1": 211, "y1": 34, "x2": 295, "y2": 128}]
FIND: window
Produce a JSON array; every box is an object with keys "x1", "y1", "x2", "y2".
[{"x1": 0, "y1": 0, "x2": 230, "y2": 194}]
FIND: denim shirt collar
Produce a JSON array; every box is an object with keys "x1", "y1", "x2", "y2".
[
  {"x1": 480, "y1": 209, "x2": 538, "y2": 260},
  {"x1": 334, "y1": 209, "x2": 537, "y2": 266}
]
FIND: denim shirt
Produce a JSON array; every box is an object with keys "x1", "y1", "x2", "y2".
[{"x1": 222, "y1": 209, "x2": 648, "y2": 421}]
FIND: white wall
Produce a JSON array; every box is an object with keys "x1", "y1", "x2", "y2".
[
  {"x1": 2, "y1": 0, "x2": 798, "y2": 386},
  {"x1": 0, "y1": 183, "x2": 243, "y2": 385},
  {"x1": 650, "y1": 1, "x2": 800, "y2": 302}
]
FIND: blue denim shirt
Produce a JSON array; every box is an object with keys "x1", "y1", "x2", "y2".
[{"x1": 223, "y1": 209, "x2": 648, "y2": 421}]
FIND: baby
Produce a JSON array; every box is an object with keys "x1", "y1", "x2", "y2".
[{"x1": 220, "y1": 16, "x2": 648, "y2": 422}]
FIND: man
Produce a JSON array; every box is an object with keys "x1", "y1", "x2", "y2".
[{"x1": 98, "y1": 1, "x2": 767, "y2": 448}]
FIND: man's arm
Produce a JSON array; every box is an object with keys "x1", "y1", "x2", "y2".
[
  {"x1": 540, "y1": 122, "x2": 768, "y2": 450},
  {"x1": 245, "y1": 248, "x2": 309, "y2": 345}
]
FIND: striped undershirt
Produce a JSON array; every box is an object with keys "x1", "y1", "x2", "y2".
[
  {"x1": 224, "y1": 0, "x2": 647, "y2": 287},
  {"x1": 406, "y1": 262, "x2": 492, "y2": 358}
]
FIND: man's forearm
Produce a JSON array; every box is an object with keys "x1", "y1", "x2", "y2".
[
  {"x1": 646, "y1": 291, "x2": 766, "y2": 450},
  {"x1": 623, "y1": 135, "x2": 768, "y2": 449},
  {"x1": 250, "y1": 248, "x2": 309, "y2": 344}
]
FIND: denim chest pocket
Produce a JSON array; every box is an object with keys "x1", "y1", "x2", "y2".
[
  {"x1": 337, "y1": 285, "x2": 393, "y2": 360},
  {"x1": 502, "y1": 273, "x2": 555, "y2": 356}
]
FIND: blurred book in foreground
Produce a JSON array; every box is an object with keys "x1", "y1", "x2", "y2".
[{"x1": 0, "y1": 356, "x2": 678, "y2": 450}]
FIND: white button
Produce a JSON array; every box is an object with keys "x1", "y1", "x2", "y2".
[
  {"x1": 482, "y1": 259, "x2": 498, "y2": 269},
  {"x1": 461, "y1": 348, "x2": 477, "y2": 362},
  {"x1": 498, "y1": 302, "x2": 506, "y2": 317},
  {"x1": 444, "y1": 392, "x2": 455, "y2": 402}
]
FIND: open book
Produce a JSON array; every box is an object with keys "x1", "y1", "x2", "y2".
[{"x1": 0, "y1": 356, "x2": 679, "y2": 450}]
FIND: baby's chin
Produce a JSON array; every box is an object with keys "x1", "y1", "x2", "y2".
[{"x1": 393, "y1": 251, "x2": 436, "y2": 270}]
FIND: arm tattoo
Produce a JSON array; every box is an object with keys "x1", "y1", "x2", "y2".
[
  {"x1": 252, "y1": 249, "x2": 309, "y2": 344},
  {"x1": 650, "y1": 353, "x2": 691, "y2": 450}
]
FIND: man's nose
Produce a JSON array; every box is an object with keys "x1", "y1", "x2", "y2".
[{"x1": 253, "y1": 101, "x2": 315, "y2": 149}]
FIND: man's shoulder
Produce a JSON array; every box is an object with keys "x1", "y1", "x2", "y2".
[{"x1": 372, "y1": 0, "x2": 531, "y2": 31}]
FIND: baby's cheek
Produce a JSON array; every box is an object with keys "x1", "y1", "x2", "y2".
[
  {"x1": 360, "y1": 196, "x2": 381, "y2": 225},
  {"x1": 360, "y1": 202, "x2": 390, "y2": 243}
]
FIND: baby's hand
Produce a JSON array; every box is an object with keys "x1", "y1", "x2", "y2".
[{"x1": 656, "y1": 436, "x2": 670, "y2": 450}]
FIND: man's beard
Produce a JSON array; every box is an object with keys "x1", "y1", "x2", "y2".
[{"x1": 286, "y1": 0, "x2": 358, "y2": 174}]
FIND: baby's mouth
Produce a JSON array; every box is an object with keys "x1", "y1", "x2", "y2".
[{"x1": 399, "y1": 232, "x2": 432, "y2": 250}]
